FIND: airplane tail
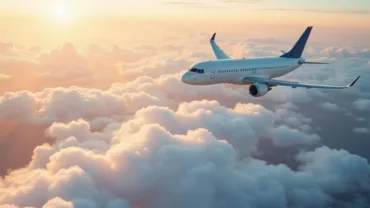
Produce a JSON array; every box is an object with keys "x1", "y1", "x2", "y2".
[{"x1": 281, "y1": 26, "x2": 312, "y2": 58}]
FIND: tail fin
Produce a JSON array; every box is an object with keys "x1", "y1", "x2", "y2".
[{"x1": 281, "y1": 26, "x2": 313, "y2": 58}]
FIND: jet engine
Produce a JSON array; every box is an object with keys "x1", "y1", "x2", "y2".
[{"x1": 249, "y1": 83, "x2": 270, "y2": 97}]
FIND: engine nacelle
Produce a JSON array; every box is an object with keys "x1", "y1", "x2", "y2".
[{"x1": 249, "y1": 83, "x2": 270, "y2": 97}]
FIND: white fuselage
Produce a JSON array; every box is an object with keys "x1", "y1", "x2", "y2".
[{"x1": 181, "y1": 57, "x2": 303, "y2": 85}]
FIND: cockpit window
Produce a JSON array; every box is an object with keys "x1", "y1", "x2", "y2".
[{"x1": 189, "y1": 68, "x2": 204, "y2": 74}]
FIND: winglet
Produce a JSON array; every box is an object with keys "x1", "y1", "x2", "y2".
[
  {"x1": 209, "y1": 32, "x2": 231, "y2": 59},
  {"x1": 211, "y1": 33, "x2": 216, "y2": 41},
  {"x1": 349, "y1": 76, "x2": 361, "y2": 87}
]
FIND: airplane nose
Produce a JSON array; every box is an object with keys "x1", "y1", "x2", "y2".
[{"x1": 181, "y1": 72, "x2": 191, "y2": 83}]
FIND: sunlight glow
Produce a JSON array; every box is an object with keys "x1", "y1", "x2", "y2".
[{"x1": 53, "y1": 7, "x2": 71, "y2": 20}]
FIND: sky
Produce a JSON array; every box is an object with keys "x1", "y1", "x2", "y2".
[
  {"x1": 0, "y1": 0, "x2": 369, "y2": 47},
  {"x1": 0, "y1": 1, "x2": 370, "y2": 208}
]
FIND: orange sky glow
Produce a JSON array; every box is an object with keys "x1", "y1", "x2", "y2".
[{"x1": 0, "y1": 0, "x2": 369, "y2": 47}]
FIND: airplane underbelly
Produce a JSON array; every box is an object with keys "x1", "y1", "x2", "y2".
[{"x1": 270, "y1": 67, "x2": 291, "y2": 78}]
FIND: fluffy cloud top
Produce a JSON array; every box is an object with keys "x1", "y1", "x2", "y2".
[
  {"x1": 1, "y1": 118, "x2": 368, "y2": 208},
  {"x1": 0, "y1": 30, "x2": 369, "y2": 208}
]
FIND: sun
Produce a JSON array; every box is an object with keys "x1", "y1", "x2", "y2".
[{"x1": 53, "y1": 7, "x2": 71, "y2": 20}]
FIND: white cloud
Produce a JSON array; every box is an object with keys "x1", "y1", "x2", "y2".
[
  {"x1": 116, "y1": 100, "x2": 320, "y2": 157},
  {"x1": 0, "y1": 34, "x2": 369, "y2": 208},
  {"x1": 318, "y1": 102, "x2": 344, "y2": 112},
  {"x1": 297, "y1": 146, "x2": 370, "y2": 194},
  {"x1": 1, "y1": 120, "x2": 368, "y2": 208},
  {"x1": 270, "y1": 125, "x2": 320, "y2": 146},
  {"x1": 354, "y1": 99, "x2": 370, "y2": 111},
  {"x1": 354, "y1": 127, "x2": 370, "y2": 134},
  {"x1": 43, "y1": 197, "x2": 73, "y2": 208}
]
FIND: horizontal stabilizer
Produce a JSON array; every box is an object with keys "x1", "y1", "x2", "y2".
[
  {"x1": 280, "y1": 50, "x2": 287, "y2": 54},
  {"x1": 299, "y1": 61, "x2": 329, "y2": 65}
]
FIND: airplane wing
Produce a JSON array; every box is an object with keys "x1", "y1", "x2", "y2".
[
  {"x1": 210, "y1": 33, "x2": 230, "y2": 60},
  {"x1": 242, "y1": 76, "x2": 360, "y2": 89}
]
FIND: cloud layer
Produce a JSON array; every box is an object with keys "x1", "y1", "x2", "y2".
[
  {"x1": 1, "y1": 117, "x2": 369, "y2": 208},
  {"x1": 0, "y1": 30, "x2": 369, "y2": 207}
]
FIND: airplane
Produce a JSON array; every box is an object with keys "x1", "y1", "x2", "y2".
[{"x1": 181, "y1": 26, "x2": 360, "y2": 97}]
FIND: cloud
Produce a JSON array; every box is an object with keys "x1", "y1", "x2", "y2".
[
  {"x1": 0, "y1": 42, "x2": 185, "y2": 93},
  {"x1": 318, "y1": 102, "x2": 344, "y2": 112},
  {"x1": 354, "y1": 99, "x2": 370, "y2": 111},
  {"x1": 0, "y1": 86, "x2": 170, "y2": 175},
  {"x1": 0, "y1": 72, "x2": 324, "y2": 177},
  {"x1": 43, "y1": 197, "x2": 74, "y2": 208},
  {"x1": 0, "y1": 30, "x2": 369, "y2": 207},
  {"x1": 297, "y1": 146, "x2": 370, "y2": 194},
  {"x1": 0, "y1": 87, "x2": 128, "y2": 124},
  {"x1": 0, "y1": 74, "x2": 11, "y2": 80},
  {"x1": 270, "y1": 125, "x2": 320, "y2": 146},
  {"x1": 0, "y1": 119, "x2": 368, "y2": 208},
  {"x1": 258, "y1": 8, "x2": 370, "y2": 15},
  {"x1": 116, "y1": 100, "x2": 319, "y2": 158},
  {"x1": 354, "y1": 127, "x2": 370, "y2": 135},
  {"x1": 0, "y1": 91, "x2": 39, "y2": 122}
]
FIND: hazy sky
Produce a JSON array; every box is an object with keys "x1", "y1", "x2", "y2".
[
  {"x1": 1, "y1": 0, "x2": 370, "y2": 13},
  {"x1": 0, "y1": 0, "x2": 369, "y2": 47}
]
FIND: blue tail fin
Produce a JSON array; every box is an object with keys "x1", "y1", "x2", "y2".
[{"x1": 281, "y1": 26, "x2": 313, "y2": 58}]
